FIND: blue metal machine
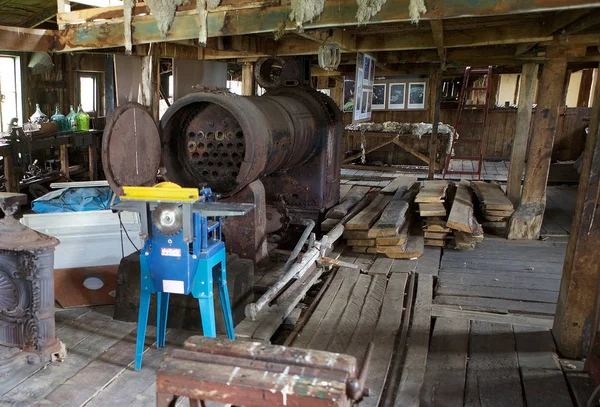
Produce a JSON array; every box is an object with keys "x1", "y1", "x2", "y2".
[{"x1": 112, "y1": 183, "x2": 253, "y2": 370}]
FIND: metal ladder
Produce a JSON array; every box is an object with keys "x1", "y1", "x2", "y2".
[{"x1": 443, "y1": 66, "x2": 493, "y2": 180}]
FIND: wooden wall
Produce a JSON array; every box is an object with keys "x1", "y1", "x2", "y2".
[
  {"x1": 343, "y1": 106, "x2": 590, "y2": 161},
  {"x1": 25, "y1": 53, "x2": 106, "y2": 120}
]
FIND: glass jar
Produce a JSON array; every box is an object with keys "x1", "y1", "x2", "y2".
[
  {"x1": 29, "y1": 104, "x2": 48, "y2": 124},
  {"x1": 50, "y1": 106, "x2": 69, "y2": 132},
  {"x1": 75, "y1": 105, "x2": 90, "y2": 131},
  {"x1": 66, "y1": 105, "x2": 77, "y2": 131}
]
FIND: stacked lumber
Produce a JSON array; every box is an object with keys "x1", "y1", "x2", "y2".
[
  {"x1": 471, "y1": 181, "x2": 515, "y2": 231},
  {"x1": 342, "y1": 176, "x2": 423, "y2": 259},
  {"x1": 321, "y1": 185, "x2": 371, "y2": 232},
  {"x1": 416, "y1": 181, "x2": 450, "y2": 247},
  {"x1": 345, "y1": 193, "x2": 394, "y2": 253},
  {"x1": 446, "y1": 180, "x2": 484, "y2": 250}
]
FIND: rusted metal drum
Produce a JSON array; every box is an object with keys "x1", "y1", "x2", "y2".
[{"x1": 160, "y1": 86, "x2": 337, "y2": 196}]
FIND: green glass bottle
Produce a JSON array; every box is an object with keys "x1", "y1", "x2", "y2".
[
  {"x1": 75, "y1": 104, "x2": 90, "y2": 131},
  {"x1": 66, "y1": 105, "x2": 77, "y2": 131},
  {"x1": 50, "y1": 106, "x2": 69, "y2": 132}
]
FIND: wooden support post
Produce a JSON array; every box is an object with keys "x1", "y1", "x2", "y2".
[
  {"x1": 506, "y1": 63, "x2": 539, "y2": 206},
  {"x1": 242, "y1": 62, "x2": 254, "y2": 96},
  {"x1": 578, "y1": 69, "x2": 594, "y2": 107},
  {"x1": 553, "y1": 64, "x2": 600, "y2": 359},
  {"x1": 507, "y1": 50, "x2": 567, "y2": 240},
  {"x1": 88, "y1": 136, "x2": 98, "y2": 181},
  {"x1": 57, "y1": 0, "x2": 71, "y2": 30},
  {"x1": 428, "y1": 68, "x2": 443, "y2": 180},
  {"x1": 3, "y1": 149, "x2": 18, "y2": 193},
  {"x1": 60, "y1": 144, "x2": 70, "y2": 179}
]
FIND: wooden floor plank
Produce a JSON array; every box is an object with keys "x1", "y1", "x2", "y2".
[
  {"x1": 362, "y1": 273, "x2": 408, "y2": 407},
  {"x1": 433, "y1": 296, "x2": 557, "y2": 316},
  {"x1": 513, "y1": 326, "x2": 573, "y2": 407},
  {"x1": 415, "y1": 246, "x2": 441, "y2": 275},
  {"x1": 292, "y1": 269, "x2": 346, "y2": 348},
  {"x1": 306, "y1": 268, "x2": 361, "y2": 350},
  {"x1": 345, "y1": 275, "x2": 387, "y2": 363},
  {"x1": 368, "y1": 257, "x2": 394, "y2": 276},
  {"x1": 326, "y1": 274, "x2": 372, "y2": 354},
  {"x1": 431, "y1": 304, "x2": 554, "y2": 329},
  {"x1": 436, "y1": 282, "x2": 559, "y2": 303},
  {"x1": 41, "y1": 329, "x2": 158, "y2": 407},
  {"x1": 2, "y1": 319, "x2": 136, "y2": 406},
  {"x1": 420, "y1": 318, "x2": 469, "y2": 407},
  {"x1": 0, "y1": 309, "x2": 113, "y2": 398},
  {"x1": 393, "y1": 275, "x2": 433, "y2": 407},
  {"x1": 440, "y1": 260, "x2": 564, "y2": 275},
  {"x1": 438, "y1": 273, "x2": 561, "y2": 292},
  {"x1": 464, "y1": 321, "x2": 524, "y2": 407},
  {"x1": 439, "y1": 269, "x2": 562, "y2": 281},
  {"x1": 84, "y1": 330, "x2": 191, "y2": 407}
]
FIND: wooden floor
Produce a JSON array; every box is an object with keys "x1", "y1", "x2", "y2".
[{"x1": 2, "y1": 184, "x2": 592, "y2": 407}]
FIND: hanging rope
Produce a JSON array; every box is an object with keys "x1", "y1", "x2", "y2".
[{"x1": 124, "y1": 0, "x2": 134, "y2": 54}]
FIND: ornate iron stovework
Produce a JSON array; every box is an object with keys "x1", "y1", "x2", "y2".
[{"x1": 0, "y1": 192, "x2": 64, "y2": 375}]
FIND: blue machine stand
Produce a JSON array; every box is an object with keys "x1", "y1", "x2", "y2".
[{"x1": 112, "y1": 189, "x2": 253, "y2": 370}]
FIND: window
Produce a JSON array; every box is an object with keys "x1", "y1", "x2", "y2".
[
  {"x1": 0, "y1": 56, "x2": 22, "y2": 132},
  {"x1": 79, "y1": 73, "x2": 98, "y2": 112}
]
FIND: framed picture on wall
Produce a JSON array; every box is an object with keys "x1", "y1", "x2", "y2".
[
  {"x1": 372, "y1": 84, "x2": 386, "y2": 110},
  {"x1": 408, "y1": 82, "x2": 426, "y2": 109},
  {"x1": 388, "y1": 83, "x2": 406, "y2": 109}
]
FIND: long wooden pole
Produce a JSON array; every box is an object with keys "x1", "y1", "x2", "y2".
[
  {"x1": 428, "y1": 67, "x2": 443, "y2": 180},
  {"x1": 507, "y1": 49, "x2": 567, "y2": 240},
  {"x1": 506, "y1": 63, "x2": 539, "y2": 206},
  {"x1": 553, "y1": 62, "x2": 600, "y2": 359}
]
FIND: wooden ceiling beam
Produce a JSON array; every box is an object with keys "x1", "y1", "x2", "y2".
[
  {"x1": 54, "y1": 0, "x2": 600, "y2": 52},
  {"x1": 561, "y1": 12, "x2": 600, "y2": 35},
  {"x1": 0, "y1": 25, "x2": 55, "y2": 52}
]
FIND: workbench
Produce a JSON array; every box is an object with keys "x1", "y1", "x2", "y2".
[{"x1": 0, "y1": 130, "x2": 101, "y2": 192}]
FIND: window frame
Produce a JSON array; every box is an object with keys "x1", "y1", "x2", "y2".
[
  {"x1": 0, "y1": 55, "x2": 23, "y2": 132},
  {"x1": 75, "y1": 71, "x2": 103, "y2": 116}
]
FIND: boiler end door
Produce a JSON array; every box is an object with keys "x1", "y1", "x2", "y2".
[{"x1": 101, "y1": 102, "x2": 161, "y2": 195}]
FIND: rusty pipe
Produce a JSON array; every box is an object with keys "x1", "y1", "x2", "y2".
[
  {"x1": 160, "y1": 87, "x2": 334, "y2": 196},
  {"x1": 245, "y1": 219, "x2": 316, "y2": 320}
]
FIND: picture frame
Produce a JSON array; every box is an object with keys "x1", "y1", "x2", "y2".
[
  {"x1": 388, "y1": 83, "x2": 406, "y2": 109},
  {"x1": 408, "y1": 82, "x2": 426, "y2": 109},
  {"x1": 372, "y1": 83, "x2": 386, "y2": 110}
]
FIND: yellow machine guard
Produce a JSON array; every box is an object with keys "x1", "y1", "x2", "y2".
[{"x1": 121, "y1": 182, "x2": 199, "y2": 202}]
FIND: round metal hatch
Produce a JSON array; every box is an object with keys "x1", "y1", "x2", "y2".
[{"x1": 102, "y1": 102, "x2": 161, "y2": 194}]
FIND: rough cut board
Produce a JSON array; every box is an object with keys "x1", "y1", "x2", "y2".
[
  {"x1": 425, "y1": 239, "x2": 446, "y2": 247},
  {"x1": 368, "y1": 186, "x2": 418, "y2": 238},
  {"x1": 415, "y1": 181, "x2": 448, "y2": 203},
  {"x1": 424, "y1": 231, "x2": 448, "y2": 239},
  {"x1": 346, "y1": 194, "x2": 393, "y2": 231},
  {"x1": 320, "y1": 218, "x2": 338, "y2": 232},
  {"x1": 423, "y1": 217, "x2": 451, "y2": 232},
  {"x1": 381, "y1": 175, "x2": 418, "y2": 195},
  {"x1": 447, "y1": 180, "x2": 475, "y2": 233},
  {"x1": 471, "y1": 181, "x2": 514, "y2": 211},
  {"x1": 376, "y1": 220, "x2": 410, "y2": 247},
  {"x1": 344, "y1": 230, "x2": 370, "y2": 239},
  {"x1": 418, "y1": 202, "x2": 447, "y2": 217},
  {"x1": 326, "y1": 186, "x2": 370, "y2": 219},
  {"x1": 347, "y1": 239, "x2": 376, "y2": 247},
  {"x1": 377, "y1": 225, "x2": 424, "y2": 259}
]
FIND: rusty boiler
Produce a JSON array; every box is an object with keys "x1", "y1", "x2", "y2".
[
  {"x1": 159, "y1": 57, "x2": 343, "y2": 227},
  {"x1": 0, "y1": 193, "x2": 64, "y2": 375}
]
